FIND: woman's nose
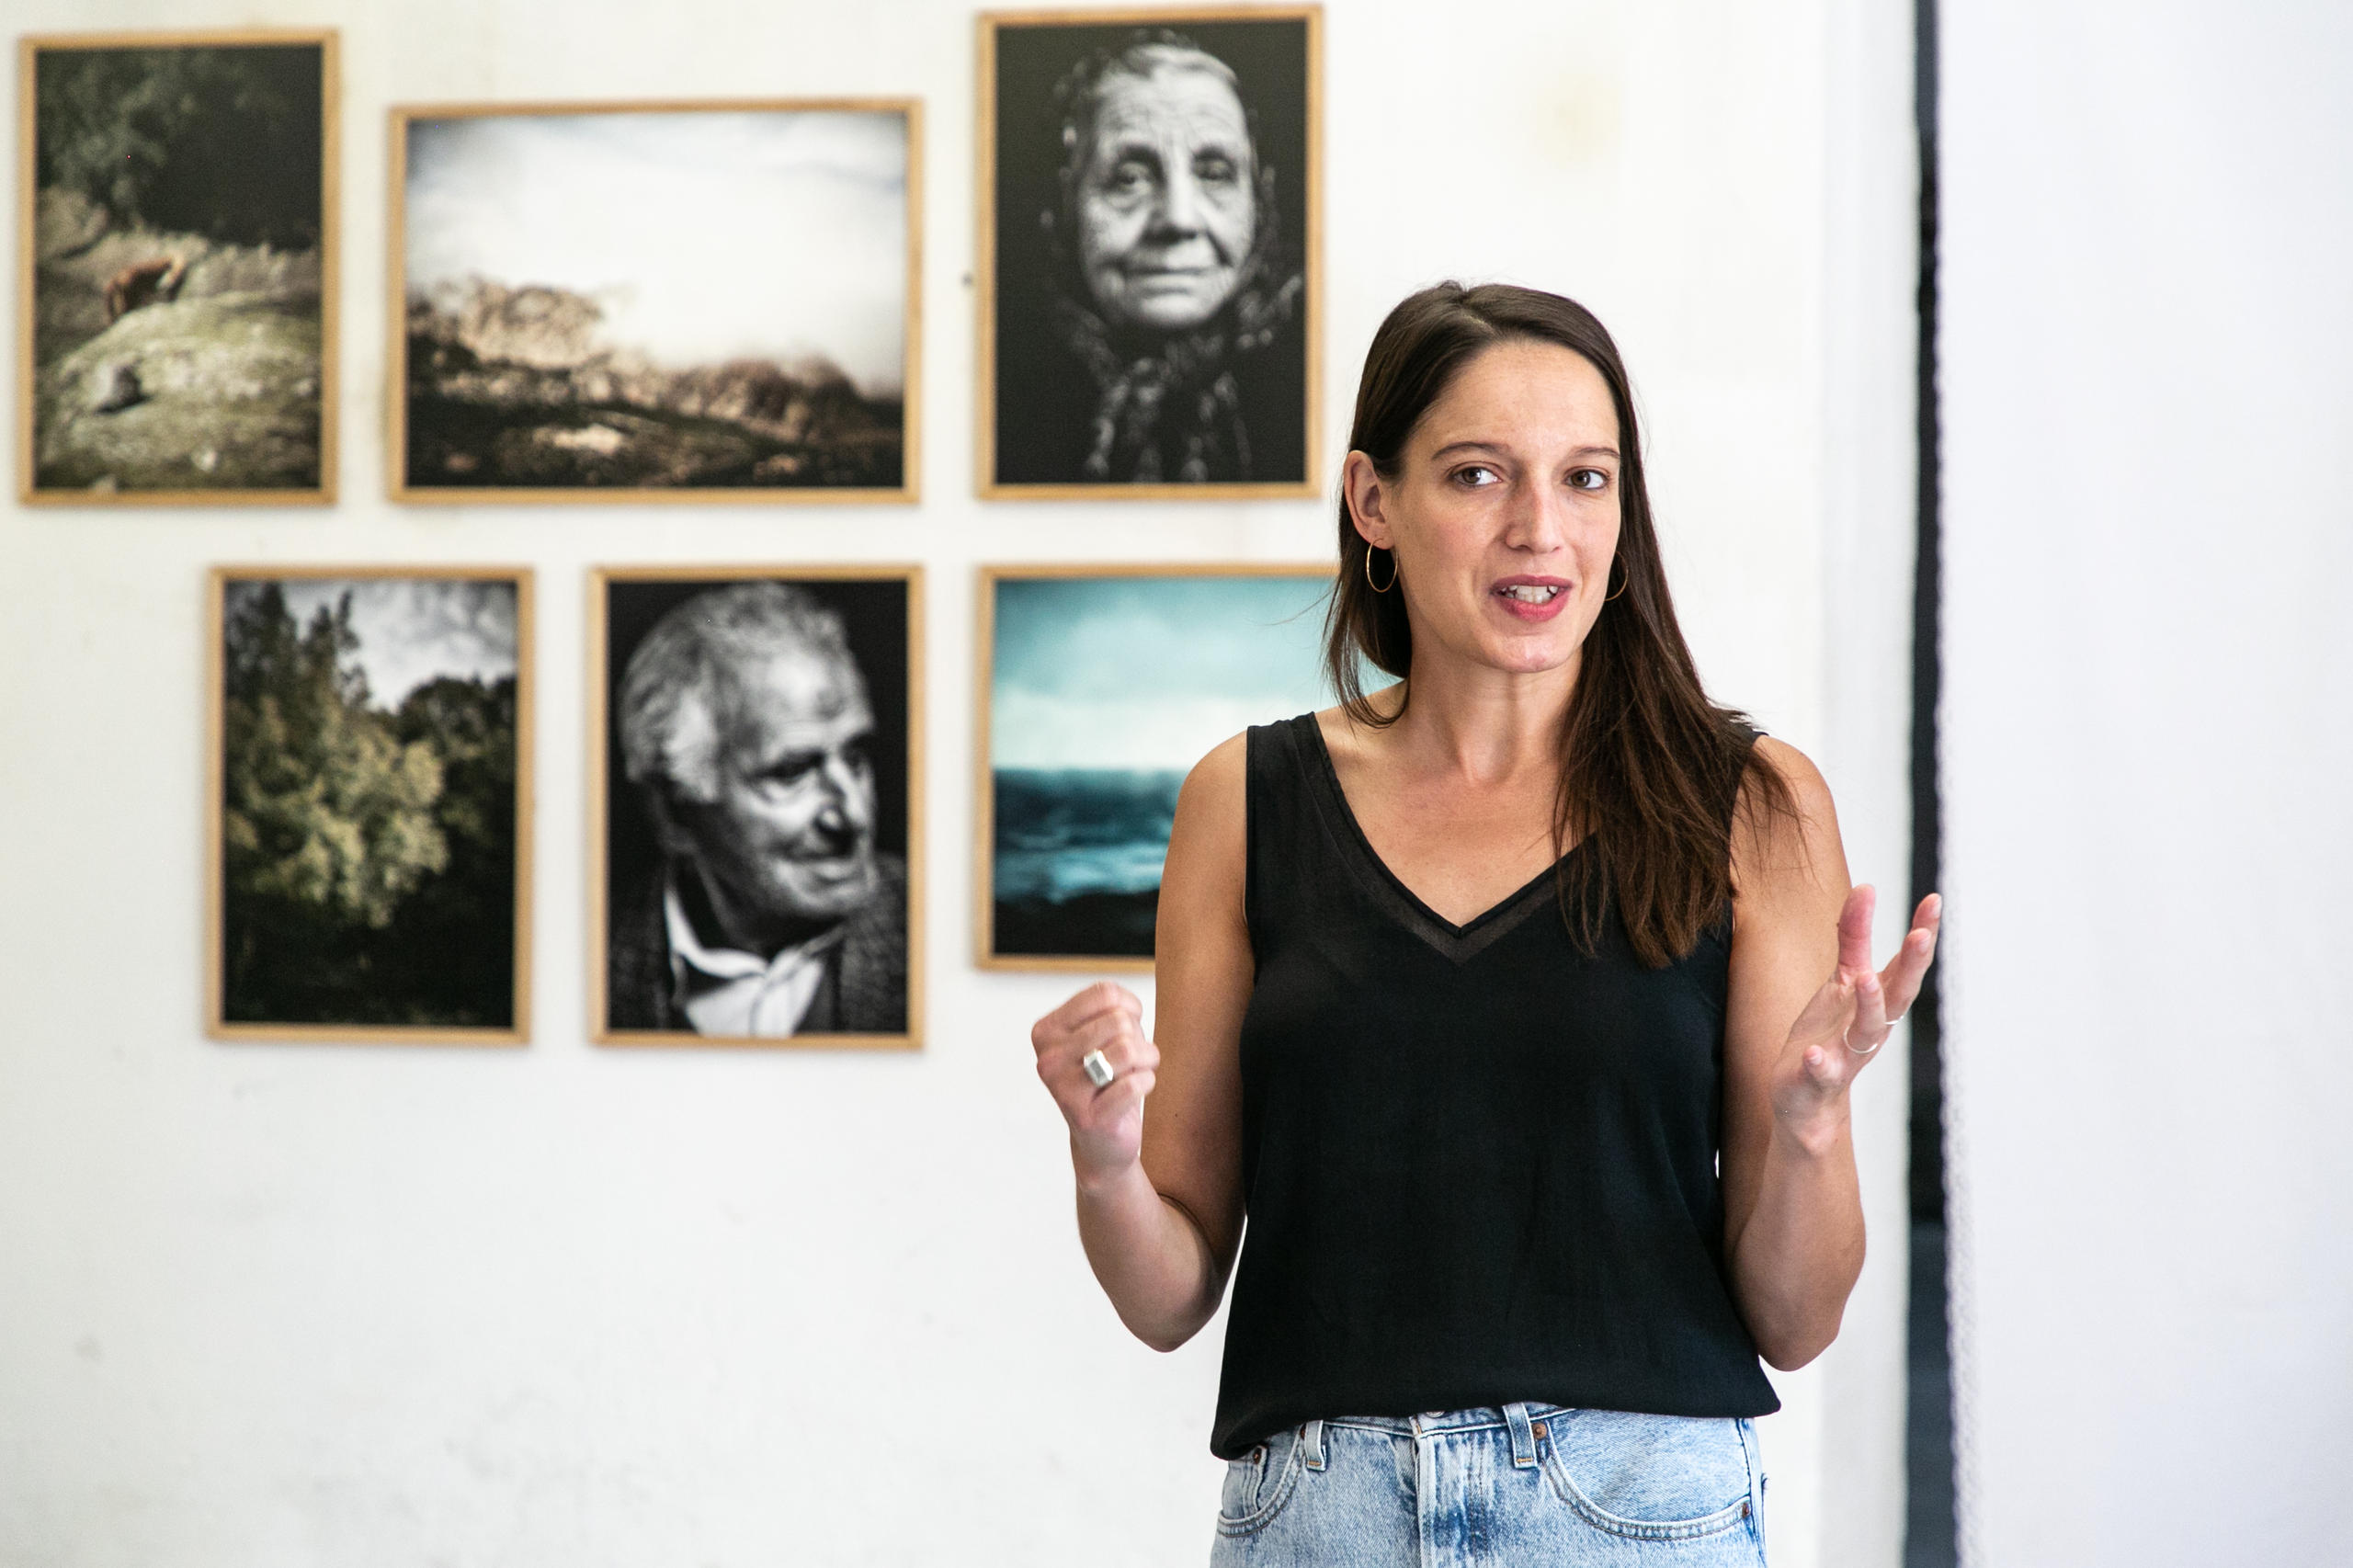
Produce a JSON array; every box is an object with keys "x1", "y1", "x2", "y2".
[
  {"x1": 1153, "y1": 162, "x2": 1206, "y2": 235},
  {"x1": 1502, "y1": 483, "x2": 1573, "y2": 552}
]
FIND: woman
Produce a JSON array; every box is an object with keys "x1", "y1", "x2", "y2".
[
  {"x1": 1030, "y1": 283, "x2": 1938, "y2": 1562},
  {"x1": 995, "y1": 30, "x2": 1306, "y2": 486}
]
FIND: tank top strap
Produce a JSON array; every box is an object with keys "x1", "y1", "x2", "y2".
[{"x1": 1242, "y1": 714, "x2": 1329, "y2": 964}]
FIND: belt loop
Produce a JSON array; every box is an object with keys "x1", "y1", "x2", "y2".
[
  {"x1": 1504, "y1": 1403, "x2": 1538, "y2": 1469},
  {"x1": 1301, "y1": 1418, "x2": 1326, "y2": 1471}
]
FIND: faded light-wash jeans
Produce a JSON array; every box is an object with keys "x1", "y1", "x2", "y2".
[{"x1": 1210, "y1": 1404, "x2": 1769, "y2": 1566}]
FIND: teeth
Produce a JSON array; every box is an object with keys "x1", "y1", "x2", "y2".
[{"x1": 1501, "y1": 585, "x2": 1562, "y2": 603}]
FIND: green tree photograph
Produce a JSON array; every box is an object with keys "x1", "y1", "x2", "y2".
[{"x1": 215, "y1": 574, "x2": 526, "y2": 1036}]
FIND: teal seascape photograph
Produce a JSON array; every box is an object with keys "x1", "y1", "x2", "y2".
[{"x1": 981, "y1": 567, "x2": 1342, "y2": 966}]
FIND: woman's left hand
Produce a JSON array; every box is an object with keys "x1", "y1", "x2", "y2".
[{"x1": 1772, "y1": 886, "x2": 1942, "y2": 1143}]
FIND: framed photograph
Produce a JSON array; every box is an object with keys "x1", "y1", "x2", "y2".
[
  {"x1": 977, "y1": 564, "x2": 1336, "y2": 968},
  {"x1": 591, "y1": 567, "x2": 924, "y2": 1047},
  {"x1": 207, "y1": 567, "x2": 533, "y2": 1043},
  {"x1": 978, "y1": 6, "x2": 1321, "y2": 499},
  {"x1": 19, "y1": 29, "x2": 338, "y2": 505},
  {"x1": 390, "y1": 99, "x2": 921, "y2": 503}
]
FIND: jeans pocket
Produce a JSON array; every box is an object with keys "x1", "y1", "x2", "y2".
[
  {"x1": 1535, "y1": 1410, "x2": 1756, "y2": 1542},
  {"x1": 1216, "y1": 1427, "x2": 1306, "y2": 1537}
]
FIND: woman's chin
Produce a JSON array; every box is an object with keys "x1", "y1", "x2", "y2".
[
  {"x1": 1473, "y1": 610, "x2": 1592, "y2": 671},
  {"x1": 1492, "y1": 644, "x2": 1581, "y2": 677},
  {"x1": 1432, "y1": 625, "x2": 1586, "y2": 680},
  {"x1": 1107, "y1": 291, "x2": 1232, "y2": 334}
]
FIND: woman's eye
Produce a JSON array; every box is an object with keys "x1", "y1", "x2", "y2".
[
  {"x1": 1568, "y1": 468, "x2": 1610, "y2": 493},
  {"x1": 1452, "y1": 464, "x2": 1501, "y2": 487},
  {"x1": 1193, "y1": 153, "x2": 1238, "y2": 185}
]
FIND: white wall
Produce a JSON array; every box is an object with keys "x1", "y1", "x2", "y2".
[
  {"x1": 1939, "y1": 3, "x2": 2353, "y2": 1564},
  {"x1": 0, "y1": 1, "x2": 1917, "y2": 1562}
]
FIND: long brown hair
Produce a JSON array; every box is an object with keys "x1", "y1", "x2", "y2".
[{"x1": 1324, "y1": 282, "x2": 1797, "y2": 967}]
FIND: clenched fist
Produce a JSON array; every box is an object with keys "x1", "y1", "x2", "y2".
[{"x1": 1031, "y1": 982, "x2": 1164, "y2": 1188}]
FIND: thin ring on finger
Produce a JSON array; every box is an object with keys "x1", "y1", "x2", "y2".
[{"x1": 1845, "y1": 1034, "x2": 1887, "y2": 1056}]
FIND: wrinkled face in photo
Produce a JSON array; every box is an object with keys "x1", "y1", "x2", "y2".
[
  {"x1": 1075, "y1": 62, "x2": 1258, "y2": 332},
  {"x1": 674, "y1": 643, "x2": 880, "y2": 927}
]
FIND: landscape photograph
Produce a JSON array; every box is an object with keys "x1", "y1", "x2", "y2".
[
  {"x1": 211, "y1": 570, "x2": 531, "y2": 1041},
  {"x1": 21, "y1": 31, "x2": 335, "y2": 501},
  {"x1": 394, "y1": 102, "x2": 916, "y2": 499},
  {"x1": 982, "y1": 568, "x2": 1336, "y2": 966}
]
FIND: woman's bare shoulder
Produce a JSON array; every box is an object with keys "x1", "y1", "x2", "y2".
[
  {"x1": 1165, "y1": 732, "x2": 1249, "y2": 873},
  {"x1": 1733, "y1": 735, "x2": 1847, "y2": 906},
  {"x1": 1177, "y1": 699, "x2": 1390, "y2": 845},
  {"x1": 1746, "y1": 735, "x2": 1833, "y2": 813},
  {"x1": 1181, "y1": 730, "x2": 1250, "y2": 806},
  {"x1": 1160, "y1": 733, "x2": 1253, "y2": 955}
]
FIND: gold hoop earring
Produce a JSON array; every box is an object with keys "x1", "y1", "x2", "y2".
[
  {"x1": 1604, "y1": 556, "x2": 1629, "y2": 601},
  {"x1": 1364, "y1": 546, "x2": 1397, "y2": 594}
]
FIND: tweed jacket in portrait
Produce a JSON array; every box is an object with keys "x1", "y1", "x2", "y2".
[{"x1": 607, "y1": 854, "x2": 907, "y2": 1035}]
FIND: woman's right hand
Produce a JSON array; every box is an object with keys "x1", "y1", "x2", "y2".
[{"x1": 1031, "y1": 982, "x2": 1162, "y2": 1189}]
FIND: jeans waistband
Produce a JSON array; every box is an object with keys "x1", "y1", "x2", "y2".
[{"x1": 1322, "y1": 1403, "x2": 1564, "y2": 1437}]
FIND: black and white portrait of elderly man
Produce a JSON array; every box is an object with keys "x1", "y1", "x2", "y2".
[
  {"x1": 989, "y1": 13, "x2": 1314, "y2": 490},
  {"x1": 604, "y1": 579, "x2": 908, "y2": 1039}
]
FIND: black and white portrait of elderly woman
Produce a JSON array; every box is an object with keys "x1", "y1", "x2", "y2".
[
  {"x1": 595, "y1": 572, "x2": 917, "y2": 1045},
  {"x1": 984, "y1": 9, "x2": 1318, "y2": 494}
]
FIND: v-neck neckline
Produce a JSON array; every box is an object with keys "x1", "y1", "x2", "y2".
[{"x1": 1296, "y1": 713, "x2": 1588, "y2": 960}]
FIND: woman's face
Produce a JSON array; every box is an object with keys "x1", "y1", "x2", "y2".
[
  {"x1": 1348, "y1": 340, "x2": 1624, "y2": 678},
  {"x1": 1074, "y1": 62, "x2": 1258, "y2": 332}
]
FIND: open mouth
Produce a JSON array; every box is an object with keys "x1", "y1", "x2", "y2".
[{"x1": 1491, "y1": 578, "x2": 1573, "y2": 620}]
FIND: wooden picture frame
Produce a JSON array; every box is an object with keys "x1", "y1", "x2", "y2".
[
  {"x1": 206, "y1": 565, "x2": 535, "y2": 1044},
  {"x1": 589, "y1": 565, "x2": 926, "y2": 1048},
  {"x1": 388, "y1": 98, "x2": 923, "y2": 504},
  {"x1": 976, "y1": 562, "x2": 1333, "y2": 970},
  {"x1": 977, "y1": 6, "x2": 1322, "y2": 500},
  {"x1": 18, "y1": 28, "x2": 339, "y2": 506}
]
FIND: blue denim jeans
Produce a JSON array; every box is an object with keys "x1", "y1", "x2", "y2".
[{"x1": 1209, "y1": 1404, "x2": 1768, "y2": 1566}]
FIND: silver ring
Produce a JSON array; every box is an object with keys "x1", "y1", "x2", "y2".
[
  {"x1": 1081, "y1": 1049, "x2": 1116, "y2": 1087},
  {"x1": 1845, "y1": 1038, "x2": 1885, "y2": 1056}
]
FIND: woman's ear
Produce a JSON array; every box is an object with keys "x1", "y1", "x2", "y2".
[{"x1": 1342, "y1": 450, "x2": 1391, "y2": 551}]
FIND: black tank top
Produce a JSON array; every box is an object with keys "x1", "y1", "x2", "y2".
[{"x1": 1210, "y1": 714, "x2": 1780, "y2": 1459}]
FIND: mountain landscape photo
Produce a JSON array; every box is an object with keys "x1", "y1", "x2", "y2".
[{"x1": 400, "y1": 108, "x2": 910, "y2": 494}]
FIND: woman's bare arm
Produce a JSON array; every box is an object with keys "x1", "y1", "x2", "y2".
[
  {"x1": 1029, "y1": 733, "x2": 1253, "y2": 1351},
  {"x1": 1720, "y1": 738, "x2": 1940, "y2": 1369}
]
